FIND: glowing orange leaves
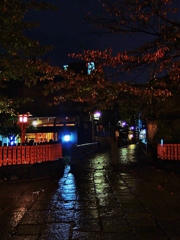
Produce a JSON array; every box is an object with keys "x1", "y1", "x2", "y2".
[{"x1": 142, "y1": 47, "x2": 170, "y2": 63}]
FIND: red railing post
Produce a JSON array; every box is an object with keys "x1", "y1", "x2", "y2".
[
  {"x1": 21, "y1": 145, "x2": 26, "y2": 164},
  {"x1": 3, "y1": 146, "x2": 7, "y2": 166},
  {"x1": 0, "y1": 146, "x2": 2, "y2": 167},
  {"x1": 7, "y1": 146, "x2": 13, "y2": 165},
  {"x1": 26, "y1": 146, "x2": 30, "y2": 164},
  {"x1": 12, "y1": 146, "x2": 17, "y2": 165},
  {"x1": 178, "y1": 144, "x2": 180, "y2": 160},
  {"x1": 42, "y1": 144, "x2": 46, "y2": 162}
]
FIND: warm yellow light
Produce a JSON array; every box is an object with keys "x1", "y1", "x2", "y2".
[{"x1": 32, "y1": 120, "x2": 38, "y2": 126}]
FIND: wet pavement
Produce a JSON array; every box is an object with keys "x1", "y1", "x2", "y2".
[{"x1": 1, "y1": 144, "x2": 180, "y2": 240}]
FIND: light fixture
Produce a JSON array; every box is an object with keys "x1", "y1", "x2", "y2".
[
  {"x1": 63, "y1": 133, "x2": 71, "y2": 142},
  {"x1": 94, "y1": 111, "x2": 101, "y2": 120}
]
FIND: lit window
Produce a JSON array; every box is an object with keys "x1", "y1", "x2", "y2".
[
  {"x1": 87, "y1": 62, "x2": 95, "y2": 75},
  {"x1": 63, "y1": 65, "x2": 68, "y2": 70}
]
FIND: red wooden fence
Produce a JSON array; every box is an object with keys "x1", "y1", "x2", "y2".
[
  {"x1": 157, "y1": 144, "x2": 180, "y2": 160},
  {"x1": 0, "y1": 143, "x2": 62, "y2": 167}
]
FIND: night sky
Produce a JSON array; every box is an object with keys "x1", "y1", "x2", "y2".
[
  {"x1": 27, "y1": 0, "x2": 139, "y2": 68},
  {"x1": 27, "y1": 0, "x2": 180, "y2": 73}
]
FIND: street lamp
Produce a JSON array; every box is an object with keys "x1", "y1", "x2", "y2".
[{"x1": 17, "y1": 113, "x2": 31, "y2": 144}]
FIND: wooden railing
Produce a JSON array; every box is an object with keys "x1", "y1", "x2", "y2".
[
  {"x1": 0, "y1": 143, "x2": 62, "y2": 167},
  {"x1": 157, "y1": 144, "x2": 180, "y2": 160}
]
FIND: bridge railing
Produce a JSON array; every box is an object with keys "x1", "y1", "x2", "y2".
[
  {"x1": 0, "y1": 143, "x2": 62, "y2": 167},
  {"x1": 157, "y1": 144, "x2": 180, "y2": 161},
  {"x1": 71, "y1": 142, "x2": 99, "y2": 163}
]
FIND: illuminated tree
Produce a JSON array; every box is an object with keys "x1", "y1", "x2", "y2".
[
  {"x1": 46, "y1": 0, "x2": 180, "y2": 121},
  {"x1": 0, "y1": 0, "x2": 60, "y2": 115},
  {"x1": 83, "y1": 0, "x2": 180, "y2": 82},
  {"x1": 45, "y1": 0, "x2": 176, "y2": 111}
]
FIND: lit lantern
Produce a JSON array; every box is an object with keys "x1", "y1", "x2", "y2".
[{"x1": 17, "y1": 113, "x2": 31, "y2": 144}]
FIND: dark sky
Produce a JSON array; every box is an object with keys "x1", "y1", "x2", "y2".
[
  {"x1": 27, "y1": 0, "x2": 138, "y2": 68},
  {"x1": 27, "y1": 0, "x2": 180, "y2": 73}
]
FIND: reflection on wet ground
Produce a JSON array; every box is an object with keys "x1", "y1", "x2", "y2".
[{"x1": 1, "y1": 144, "x2": 180, "y2": 239}]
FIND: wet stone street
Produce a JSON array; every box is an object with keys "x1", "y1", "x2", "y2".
[{"x1": 1, "y1": 144, "x2": 180, "y2": 239}]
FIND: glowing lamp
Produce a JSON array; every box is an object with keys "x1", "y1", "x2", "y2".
[
  {"x1": 17, "y1": 113, "x2": 31, "y2": 144},
  {"x1": 128, "y1": 133, "x2": 134, "y2": 140},
  {"x1": 32, "y1": 120, "x2": 38, "y2": 126},
  {"x1": 94, "y1": 111, "x2": 101, "y2": 120},
  {"x1": 19, "y1": 115, "x2": 28, "y2": 123},
  {"x1": 63, "y1": 134, "x2": 71, "y2": 142},
  {"x1": 122, "y1": 122, "x2": 126, "y2": 127}
]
